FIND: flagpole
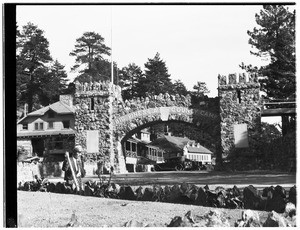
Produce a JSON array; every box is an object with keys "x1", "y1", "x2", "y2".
[
  {"x1": 109, "y1": 7, "x2": 114, "y2": 172},
  {"x1": 111, "y1": 7, "x2": 113, "y2": 84}
]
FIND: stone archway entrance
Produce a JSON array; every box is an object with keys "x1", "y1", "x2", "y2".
[{"x1": 73, "y1": 73, "x2": 262, "y2": 173}]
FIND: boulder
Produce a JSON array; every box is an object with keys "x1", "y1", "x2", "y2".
[
  {"x1": 162, "y1": 185, "x2": 171, "y2": 202},
  {"x1": 167, "y1": 184, "x2": 181, "y2": 203},
  {"x1": 216, "y1": 188, "x2": 227, "y2": 208},
  {"x1": 46, "y1": 183, "x2": 56, "y2": 193},
  {"x1": 243, "y1": 185, "x2": 262, "y2": 210},
  {"x1": 84, "y1": 184, "x2": 94, "y2": 196},
  {"x1": 288, "y1": 185, "x2": 296, "y2": 205},
  {"x1": 194, "y1": 187, "x2": 207, "y2": 206},
  {"x1": 54, "y1": 182, "x2": 65, "y2": 193},
  {"x1": 263, "y1": 211, "x2": 287, "y2": 227},
  {"x1": 118, "y1": 186, "x2": 136, "y2": 200},
  {"x1": 232, "y1": 185, "x2": 241, "y2": 197},
  {"x1": 185, "y1": 185, "x2": 199, "y2": 202},
  {"x1": 284, "y1": 202, "x2": 296, "y2": 218},
  {"x1": 179, "y1": 183, "x2": 194, "y2": 204},
  {"x1": 167, "y1": 212, "x2": 194, "y2": 227},
  {"x1": 266, "y1": 185, "x2": 286, "y2": 213},
  {"x1": 63, "y1": 182, "x2": 73, "y2": 194},
  {"x1": 123, "y1": 219, "x2": 145, "y2": 227},
  {"x1": 152, "y1": 185, "x2": 163, "y2": 201},
  {"x1": 205, "y1": 210, "x2": 230, "y2": 227},
  {"x1": 226, "y1": 197, "x2": 244, "y2": 209},
  {"x1": 142, "y1": 187, "x2": 154, "y2": 201},
  {"x1": 106, "y1": 183, "x2": 120, "y2": 198},
  {"x1": 206, "y1": 190, "x2": 218, "y2": 207},
  {"x1": 135, "y1": 186, "x2": 144, "y2": 201}
]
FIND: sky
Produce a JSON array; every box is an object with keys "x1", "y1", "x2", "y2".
[{"x1": 16, "y1": 4, "x2": 277, "y2": 97}]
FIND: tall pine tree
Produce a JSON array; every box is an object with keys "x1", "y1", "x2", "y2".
[
  {"x1": 247, "y1": 5, "x2": 295, "y2": 99},
  {"x1": 17, "y1": 22, "x2": 52, "y2": 112},
  {"x1": 119, "y1": 63, "x2": 143, "y2": 100},
  {"x1": 70, "y1": 32, "x2": 111, "y2": 82},
  {"x1": 136, "y1": 53, "x2": 173, "y2": 97}
]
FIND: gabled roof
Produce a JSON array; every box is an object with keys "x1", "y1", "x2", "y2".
[
  {"x1": 150, "y1": 135, "x2": 190, "y2": 152},
  {"x1": 29, "y1": 101, "x2": 75, "y2": 116},
  {"x1": 150, "y1": 135, "x2": 212, "y2": 154},
  {"x1": 17, "y1": 101, "x2": 75, "y2": 124},
  {"x1": 186, "y1": 146, "x2": 212, "y2": 154}
]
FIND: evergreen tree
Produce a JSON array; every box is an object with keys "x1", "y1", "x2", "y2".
[
  {"x1": 192, "y1": 81, "x2": 210, "y2": 98},
  {"x1": 246, "y1": 5, "x2": 295, "y2": 99},
  {"x1": 17, "y1": 22, "x2": 52, "y2": 112},
  {"x1": 70, "y1": 32, "x2": 111, "y2": 82},
  {"x1": 172, "y1": 79, "x2": 188, "y2": 95},
  {"x1": 136, "y1": 53, "x2": 173, "y2": 97},
  {"x1": 38, "y1": 60, "x2": 69, "y2": 105},
  {"x1": 119, "y1": 63, "x2": 143, "y2": 100}
]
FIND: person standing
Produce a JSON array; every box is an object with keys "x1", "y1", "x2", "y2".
[{"x1": 62, "y1": 145, "x2": 85, "y2": 189}]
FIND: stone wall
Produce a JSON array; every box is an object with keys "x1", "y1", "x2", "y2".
[
  {"x1": 218, "y1": 73, "x2": 262, "y2": 158},
  {"x1": 73, "y1": 80, "x2": 223, "y2": 173},
  {"x1": 74, "y1": 81, "x2": 120, "y2": 172}
]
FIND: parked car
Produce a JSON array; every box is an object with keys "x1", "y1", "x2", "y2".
[{"x1": 153, "y1": 157, "x2": 204, "y2": 171}]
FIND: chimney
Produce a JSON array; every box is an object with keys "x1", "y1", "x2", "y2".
[
  {"x1": 24, "y1": 103, "x2": 28, "y2": 116},
  {"x1": 59, "y1": 95, "x2": 73, "y2": 107}
]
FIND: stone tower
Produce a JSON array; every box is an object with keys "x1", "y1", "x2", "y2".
[
  {"x1": 73, "y1": 81, "x2": 115, "y2": 171},
  {"x1": 218, "y1": 73, "x2": 262, "y2": 159}
]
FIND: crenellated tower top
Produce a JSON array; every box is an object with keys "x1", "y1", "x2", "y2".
[
  {"x1": 74, "y1": 80, "x2": 110, "y2": 97},
  {"x1": 218, "y1": 73, "x2": 260, "y2": 90}
]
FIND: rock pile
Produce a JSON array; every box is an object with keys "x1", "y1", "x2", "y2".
[{"x1": 18, "y1": 181, "x2": 296, "y2": 214}]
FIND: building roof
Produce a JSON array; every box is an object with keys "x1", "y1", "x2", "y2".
[
  {"x1": 186, "y1": 146, "x2": 212, "y2": 154},
  {"x1": 18, "y1": 101, "x2": 75, "y2": 124},
  {"x1": 150, "y1": 135, "x2": 212, "y2": 154},
  {"x1": 150, "y1": 135, "x2": 189, "y2": 152},
  {"x1": 17, "y1": 129, "x2": 75, "y2": 138},
  {"x1": 29, "y1": 101, "x2": 75, "y2": 116}
]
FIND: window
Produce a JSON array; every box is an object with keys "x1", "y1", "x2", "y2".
[
  {"x1": 237, "y1": 89, "x2": 241, "y2": 103},
  {"x1": 126, "y1": 141, "x2": 131, "y2": 151},
  {"x1": 62, "y1": 120, "x2": 70, "y2": 129},
  {"x1": 48, "y1": 121, "x2": 54, "y2": 129},
  {"x1": 90, "y1": 98, "x2": 95, "y2": 110},
  {"x1": 34, "y1": 122, "x2": 44, "y2": 130},
  {"x1": 22, "y1": 123, "x2": 28, "y2": 130},
  {"x1": 132, "y1": 143, "x2": 136, "y2": 152}
]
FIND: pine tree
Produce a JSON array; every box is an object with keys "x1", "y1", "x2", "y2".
[
  {"x1": 17, "y1": 22, "x2": 52, "y2": 112},
  {"x1": 192, "y1": 81, "x2": 210, "y2": 98},
  {"x1": 247, "y1": 5, "x2": 295, "y2": 99},
  {"x1": 70, "y1": 32, "x2": 111, "y2": 82},
  {"x1": 172, "y1": 80, "x2": 188, "y2": 95},
  {"x1": 119, "y1": 63, "x2": 143, "y2": 100},
  {"x1": 136, "y1": 53, "x2": 173, "y2": 97}
]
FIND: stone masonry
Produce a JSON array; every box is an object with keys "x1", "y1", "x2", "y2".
[
  {"x1": 73, "y1": 73, "x2": 262, "y2": 173},
  {"x1": 218, "y1": 73, "x2": 262, "y2": 158}
]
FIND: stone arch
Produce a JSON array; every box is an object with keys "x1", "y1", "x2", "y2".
[{"x1": 112, "y1": 106, "x2": 220, "y2": 172}]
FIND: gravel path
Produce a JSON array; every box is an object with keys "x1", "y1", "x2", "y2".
[{"x1": 17, "y1": 191, "x2": 269, "y2": 227}]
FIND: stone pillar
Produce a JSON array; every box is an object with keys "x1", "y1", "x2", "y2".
[
  {"x1": 74, "y1": 81, "x2": 112, "y2": 167},
  {"x1": 218, "y1": 73, "x2": 262, "y2": 159},
  {"x1": 116, "y1": 141, "x2": 127, "y2": 173}
]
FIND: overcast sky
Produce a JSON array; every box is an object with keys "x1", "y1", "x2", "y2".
[{"x1": 16, "y1": 4, "x2": 276, "y2": 97}]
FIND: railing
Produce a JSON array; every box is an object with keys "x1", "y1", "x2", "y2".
[{"x1": 125, "y1": 150, "x2": 137, "y2": 158}]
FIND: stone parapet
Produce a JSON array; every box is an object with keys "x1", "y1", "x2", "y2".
[{"x1": 218, "y1": 73, "x2": 260, "y2": 91}]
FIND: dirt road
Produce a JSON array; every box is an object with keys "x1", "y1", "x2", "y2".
[
  {"x1": 17, "y1": 191, "x2": 269, "y2": 227},
  {"x1": 49, "y1": 170, "x2": 296, "y2": 190}
]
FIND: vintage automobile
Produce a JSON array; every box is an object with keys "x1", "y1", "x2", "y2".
[{"x1": 153, "y1": 157, "x2": 205, "y2": 171}]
